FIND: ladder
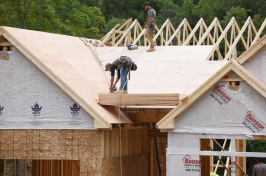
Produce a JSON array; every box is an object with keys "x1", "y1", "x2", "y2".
[{"x1": 152, "y1": 122, "x2": 167, "y2": 176}]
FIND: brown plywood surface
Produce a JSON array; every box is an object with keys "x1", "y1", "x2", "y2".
[
  {"x1": 1, "y1": 26, "x2": 231, "y2": 126},
  {"x1": 1, "y1": 26, "x2": 131, "y2": 126},
  {"x1": 97, "y1": 46, "x2": 228, "y2": 95}
]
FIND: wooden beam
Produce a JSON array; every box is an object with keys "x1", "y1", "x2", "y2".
[
  {"x1": 200, "y1": 139, "x2": 211, "y2": 176},
  {"x1": 236, "y1": 140, "x2": 246, "y2": 176},
  {"x1": 0, "y1": 42, "x2": 12, "y2": 46},
  {"x1": 253, "y1": 135, "x2": 266, "y2": 140},
  {"x1": 237, "y1": 35, "x2": 266, "y2": 64},
  {"x1": 0, "y1": 53, "x2": 10, "y2": 60},
  {"x1": 127, "y1": 112, "x2": 168, "y2": 122},
  {"x1": 149, "y1": 129, "x2": 167, "y2": 137},
  {"x1": 98, "y1": 93, "x2": 187, "y2": 106},
  {"x1": 219, "y1": 78, "x2": 244, "y2": 82}
]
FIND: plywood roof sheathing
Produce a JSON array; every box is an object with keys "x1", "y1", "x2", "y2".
[{"x1": 0, "y1": 26, "x2": 132, "y2": 129}]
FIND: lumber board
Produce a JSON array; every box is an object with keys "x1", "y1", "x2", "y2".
[
  {"x1": 127, "y1": 112, "x2": 168, "y2": 122},
  {"x1": 253, "y1": 135, "x2": 266, "y2": 140},
  {"x1": 98, "y1": 93, "x2": 185, "y2": 106},
  {"x1": 149, "y1": 130, "x2": 167, "y2": 137},
  {"x1": 219, "y1": 78, "x2": 244, "y2": 82},
  {"x1": 0, "y1": 41, "x2": 12, "y2": 46}
]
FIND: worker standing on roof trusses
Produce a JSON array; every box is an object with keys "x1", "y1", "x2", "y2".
[
  {"x1": 143, "y1": 1, "x2": 156, "y2": 52},
  {"x1": 105, "y1": 56, "x2": 137, "y2": 94}
]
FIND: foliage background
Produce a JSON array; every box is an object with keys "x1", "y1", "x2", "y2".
[{"x1": 0, "y1": 0, "x2": 265, "y2": 39}]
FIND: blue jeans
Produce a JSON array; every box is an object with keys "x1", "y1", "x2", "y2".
[{"x1": 119, "y1": 67, "x2": 129, "y2": 90}]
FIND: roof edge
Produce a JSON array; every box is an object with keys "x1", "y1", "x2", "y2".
[
  {"x1": 237, "y1": 35, "x2": 266, "y2": 64},
  {"x1": 157, "y1": 60, "x2": 266, "y2": 129},
  {"x1": 0, "y1": 26, "x2": 112, "y2": 129},
  {"x1": 157, "y1": 61, "x2": 233, "y2": 129}
]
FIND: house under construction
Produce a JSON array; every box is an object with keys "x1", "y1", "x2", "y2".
[{"x1": 0, "y1": 17, "x2": 266, "y2": 176}]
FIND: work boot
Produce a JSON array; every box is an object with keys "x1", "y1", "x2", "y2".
[
  {"x1": 147, "y1": 48, "x2": 155, "y2": 52},
  {"x1": 114, "y1": 90, "x2": 128, "y2": 94}
]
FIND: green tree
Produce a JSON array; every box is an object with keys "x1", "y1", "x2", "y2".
[
  {"x1": 101, "y1": 17, "x2": 127, "y2": 35},
  {"x1": 0, "y1": 0, "x2": 66, "y2": 32},
  {"x1": 0, "y1": 0, "x2": 106, "y2": 38},
  {"x1": 221, "y1": 6, "x2": 248, "y2": 27},
  {"x1": 155, "y1": 0, "x2": 180, "y2": 27},
  {"x1": 65, "y1": 5, "x2": 105, "y2": 38},
  {"x1": 192, "y1": 0, "x2": 226, "y2": 25}
]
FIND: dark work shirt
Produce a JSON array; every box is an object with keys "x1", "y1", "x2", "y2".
[
  {"x1": 253, "y1": 163, "x2": 266, "y2": 176},
  {"x1": 110, "y1": 59, "x2": 121, "y2": 78}
]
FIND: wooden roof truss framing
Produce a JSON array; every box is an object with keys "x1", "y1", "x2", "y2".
[{"x1": 101, "y1": 17, "x2": 266, "y2": 61}]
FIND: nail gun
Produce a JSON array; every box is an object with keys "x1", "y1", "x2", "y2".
[{"x1": 127, "y1": 44, "x2": 138, "y2": 50}]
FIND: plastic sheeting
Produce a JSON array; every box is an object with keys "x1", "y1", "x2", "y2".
[
  {"x1": 242, "y1": 47, "x2": 266, "y2": 83},
  {"x1": 167, "y1": 133, "x2": 200, "y2": 176},
  {"x1": 167, "y1": 133, "x2": 238, "y2": 176},
  {"x1": 173, "y1": 81, "x2": 266, "y2": 135},
  {"x1": 167, "y1": 153, "x2": 200, "y2": 176},
  {"x1": 0, "y1": 48, "x2": 94, "y2": 129}
]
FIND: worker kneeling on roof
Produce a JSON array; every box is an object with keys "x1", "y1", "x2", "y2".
[{"x1": 105, "y1": 56, "x2": 137, "y2": 94}]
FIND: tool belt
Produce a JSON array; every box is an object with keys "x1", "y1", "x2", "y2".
[{"x1": 119, "y1": 56, "x2": 132, "y2": 69}]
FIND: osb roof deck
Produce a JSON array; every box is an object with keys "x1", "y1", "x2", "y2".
[
  {"x1": 0, "y1": 26, "x2": 131, "y2": 128},
  {"x1": 96, "y1": 16, "x2": 266, "y2": 107},
  {"x1": 96, "y1": 46, "x2": 228, "y2": 107}
]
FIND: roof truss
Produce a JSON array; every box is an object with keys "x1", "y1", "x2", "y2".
[{"x1": 101, "y1": 17, "x2": 266, "y2": 61}]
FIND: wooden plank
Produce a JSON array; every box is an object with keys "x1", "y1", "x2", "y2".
[
  {"x1": 224, "y1": 17, "x2": 252, "y2": 60},
  {"x1": 0, "y1": 160, "x2": 4, "y2": 176},
  {"x1": 253, "y1": 135, "x2": 266, "y2": 140},
  {"x1": 237, "y1": 35, "x2": 266, "y2": 64},
  {"x1": 98, "y1": 93, "x2": 184, "y2": 106},
  {"x1": 149, "y1": 130, "x2": 167, "y2": 137},
  {"x1": 109, "y1": 131, "x2": 114, "y2": 157},
  {"x1": 104, "y1": 131, "x2": 110, "y2": 157},
  {"x1": 128, "y1": 112, "x2": 168, "y2": 122},
  {"x1": 114, "y1": 130, "x2": 120, "y2": 157},
  {"x1": 232, "y1": 61, "x2": 266, "y2": 98},
  {"x1": 200, "y1": 139, "x2": 211, "y2": 176},
  {"x1": 219, "y1": 78, "x2": 244, "y2": 82},
  {"x1": 128, "y1": 129, "x2": 134, "y2": 155},
  {"x1": 236, "y1": 140, "x2": 246, "y2": 176},
  {"x1": 0, "y1": 42, "x2": 12, "y2": 46},
  {"x1": 122, "y1": 130, "x2": 129, "y2": 155},
  {"x1": 251, "y1": 18, "x2": 266, "y2": 46}
]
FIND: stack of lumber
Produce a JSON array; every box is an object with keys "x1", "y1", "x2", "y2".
[{"x1": 98, "y1": 93, "x2": 187, "y2": 106}]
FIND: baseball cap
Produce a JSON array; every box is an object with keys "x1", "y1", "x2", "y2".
[
  {"x1": 142, "y1": 2, "x2": 151, "y2": 8},
  {"x1": 105, "y1": 63, "x2": 111, "y2": 71}
]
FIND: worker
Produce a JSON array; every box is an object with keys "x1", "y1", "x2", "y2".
[
  {"x1": 105, "y1": 56, "x2": 136, "y2": 94},
  {"x1": 142, "y1": 1, "x2": 156, "y2": 52},
  {"x1": 252, "y1": 158, "x2": 266, "y2": 176}
]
